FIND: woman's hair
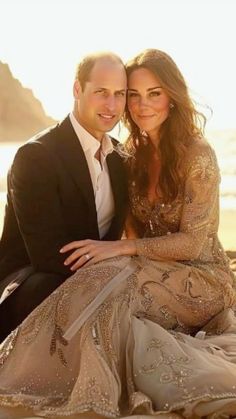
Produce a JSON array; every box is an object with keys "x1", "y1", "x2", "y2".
[{"x1": 123, "y1": 49, "x2": 206, "y2": 202}]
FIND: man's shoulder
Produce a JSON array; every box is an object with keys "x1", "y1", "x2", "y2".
[
  {"x1": 15, "y1": 116, "x2": 71, "y2": 158},
  {"x1": 25, "y1": 120, "x2": 60, "y2": 147},
  {"x1": 11, "y1": 125, "x2": 58, "y2": 170}
]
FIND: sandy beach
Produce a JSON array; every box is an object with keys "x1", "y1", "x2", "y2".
[{"x1": 218, "y1": 209, "x2": 236, "y2": 251}]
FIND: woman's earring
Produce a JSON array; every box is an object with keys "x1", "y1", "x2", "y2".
[{"x1": 169, "y1": 103, "x2": 174, "y2": 109}]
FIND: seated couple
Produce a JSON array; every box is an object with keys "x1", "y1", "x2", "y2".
[{"x1": 0, "y1": 49, "x2": 236, "y2": 419}]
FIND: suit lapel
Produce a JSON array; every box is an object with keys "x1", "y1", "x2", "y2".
[
  {"x1": 54, "y1": 118, "x2": 127, "y2": 240},
  {"x1": 55, "y1": 116, "x2": 99, "y2": 237}
]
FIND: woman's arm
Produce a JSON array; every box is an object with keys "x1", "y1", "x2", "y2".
[
  {"x1": 135, "y1": 141, "x2": 220, "y2": 261},
  {"x1": 60, "y1": 205, "x2": 139, "y2": 270},
  {"x1": 61, "y1": 141, "x2": 220, "y2": 269}
]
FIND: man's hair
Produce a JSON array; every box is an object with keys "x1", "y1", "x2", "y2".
[{"x1": 75, "y1": 52, "x2": 124, "y2": 90}]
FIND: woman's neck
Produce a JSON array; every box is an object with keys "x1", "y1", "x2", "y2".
[{"x1": 148, "y1": 131, "x2": 161, "y2": 151}]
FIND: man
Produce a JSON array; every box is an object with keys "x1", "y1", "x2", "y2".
[{"x1": 0, "y1": 52, "x2": 128, "y2": 341}]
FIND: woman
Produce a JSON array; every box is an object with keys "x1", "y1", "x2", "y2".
[{"x1": 0, "y1": 49, "x2": 236, "y2": 419}]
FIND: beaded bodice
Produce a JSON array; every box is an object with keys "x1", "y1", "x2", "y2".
[
  {"x1": 129, "y1": 184, "x2": 183, "y2": 238},
  {"x1": 128, "y1": 138, "x2": 233, "y2": 275}
]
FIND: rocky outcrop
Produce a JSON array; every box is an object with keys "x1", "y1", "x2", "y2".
[{"x1": 0, "y1": 61, "x2": 56, "y2": 142}]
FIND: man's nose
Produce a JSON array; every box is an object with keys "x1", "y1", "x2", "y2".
[{"x1": 105, "y1": 95, "x2": 116, "y2": 112}]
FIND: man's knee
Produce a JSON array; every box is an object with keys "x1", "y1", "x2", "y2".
[
  {"x1": 0, "y1": 271, "x2": 66, "y2": 342},
  {"x1": 17, "y1": 271, "x2": 65, "y2": 302}
]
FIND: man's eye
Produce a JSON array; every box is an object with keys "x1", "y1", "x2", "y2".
[
  {"x1": 95, "y1": 89, "x2": 105, "y2": 94},
  {"x1": 116, "y1": 91, "x2": 125, "y2": 97}
]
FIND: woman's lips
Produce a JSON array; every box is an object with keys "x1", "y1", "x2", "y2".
[{"x1": 138, "y1": 114, "x2": 155, "y2": 118}]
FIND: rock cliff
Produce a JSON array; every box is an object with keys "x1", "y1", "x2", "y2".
[{"x1": 0, "y1": 61, "x2": 56, "y2": 141}]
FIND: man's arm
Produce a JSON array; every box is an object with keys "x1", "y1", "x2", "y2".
[{"x1": 10, "y1": 142, "x2": 73, "y2": 277}]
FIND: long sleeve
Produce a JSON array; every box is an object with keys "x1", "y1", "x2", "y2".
[
  {"x1": 135, "y1": 141, "x2": 220, "y2": 261},
  {"x1": 10, "y1": 143, "x2": 73, "y2": 276}
]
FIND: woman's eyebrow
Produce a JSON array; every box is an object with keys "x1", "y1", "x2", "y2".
[
  {"x1": 128, "y1": 86, "x2": 162, "y2": 92},
  {"x1": 147, "y1": 86, "x2": 162, "y2": 91}
]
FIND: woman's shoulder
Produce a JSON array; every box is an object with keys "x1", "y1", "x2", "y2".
[
  {"x1": 186, "y1": 136, "x2": 215, "y2": 156},
  {"x1": 182, "y1": 137, "x2": 220, "y2": 184},
  {"x1": 184, "y1": 136, "x2": 218, "y2": 170}
]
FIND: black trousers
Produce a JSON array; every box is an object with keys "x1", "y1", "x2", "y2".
[{"x1": 0, "y1": 269, "x2": 65, "y2": 343}]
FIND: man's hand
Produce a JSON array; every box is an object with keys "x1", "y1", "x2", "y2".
[{"x1": 60, "y1": 239, "x2": 136, "y2": 271}]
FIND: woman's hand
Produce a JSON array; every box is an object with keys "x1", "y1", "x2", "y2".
[{"x1": 60, "y1": 239, "x2": 137, "y2": 271}]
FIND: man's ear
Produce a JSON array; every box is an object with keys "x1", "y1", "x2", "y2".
[{"x1": 73, "y1": 80, "x2": 81, "y2": 99}]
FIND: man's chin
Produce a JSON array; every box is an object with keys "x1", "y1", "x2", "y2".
[{"x1": 97, "y1": 120, "x2": 118, "y2": 132}]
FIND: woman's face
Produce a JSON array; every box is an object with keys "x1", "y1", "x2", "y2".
[{"x1": 127, "y1": 67, "x2": 171, "y2": 142}]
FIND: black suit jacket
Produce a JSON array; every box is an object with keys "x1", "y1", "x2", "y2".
[{"x1": 0, "y1": 116, "x2": 128, "y2": 282}]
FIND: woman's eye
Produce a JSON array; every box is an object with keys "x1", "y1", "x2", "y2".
[
  {"x1": 150, "y1": 91, "x2": 161, "y2": 97},
  {"x1": 128, "y1": 92, "x2": 139, "y2": 98}
]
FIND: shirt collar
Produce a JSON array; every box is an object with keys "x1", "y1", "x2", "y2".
[{"x1": 69, "y1": 112, "x2": 114, "y2": 157}]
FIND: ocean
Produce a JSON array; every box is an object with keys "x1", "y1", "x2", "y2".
[{"x1": 0, "y1": 131, "x2": 236, "y2": 209}]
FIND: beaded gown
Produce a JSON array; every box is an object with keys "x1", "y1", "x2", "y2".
[{"x1": 0, "y1": 139, "x2": 236, "y2": 419}]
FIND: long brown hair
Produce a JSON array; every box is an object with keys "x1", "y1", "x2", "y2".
[{"x1": 123, "y1": 49, "x2": 206, "y2": 202}]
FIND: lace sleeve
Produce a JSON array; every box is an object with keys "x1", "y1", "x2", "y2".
[{"x1": 135, "y1": 141, "x2": 220, "y2": 261}]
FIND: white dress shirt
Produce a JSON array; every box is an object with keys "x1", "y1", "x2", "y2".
[{"x1": 69, "y1": 112, "x2": 115, "y2": 238}]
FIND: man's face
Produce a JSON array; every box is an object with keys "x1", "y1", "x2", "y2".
[{"x1": 73, "y1": 59, "x2": 127, "y2": 140}]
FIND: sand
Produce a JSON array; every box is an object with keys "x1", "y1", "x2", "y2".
[{"x1": 218, "y1": 209, "x2": 236, "y2": 251}]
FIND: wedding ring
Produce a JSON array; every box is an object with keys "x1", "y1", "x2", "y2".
[{"x1": 84, "y1": 253, "x2": 90, "y2": 261}]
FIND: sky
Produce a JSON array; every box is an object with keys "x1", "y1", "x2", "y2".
[{"x1": 1, "y1": 0, "x2": 236, "y2": 130}]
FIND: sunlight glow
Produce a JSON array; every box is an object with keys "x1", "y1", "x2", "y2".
[
  {"x1": 1, "y1": 0, "x2": 236, "y2": 129},
  {"x1": 1, "y1": 0, "x2": 236, "y2": 249}
]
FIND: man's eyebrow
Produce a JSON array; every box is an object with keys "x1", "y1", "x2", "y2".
[
  {"x1": 95, "y1": 87, "x2": 126, "y2": 92},
  {"x1": 94, "y1": 87, "x2": 107, "y2": 91},
  {"x1": 116, "y1": 88, "x2": 127, "y2": 92}
]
